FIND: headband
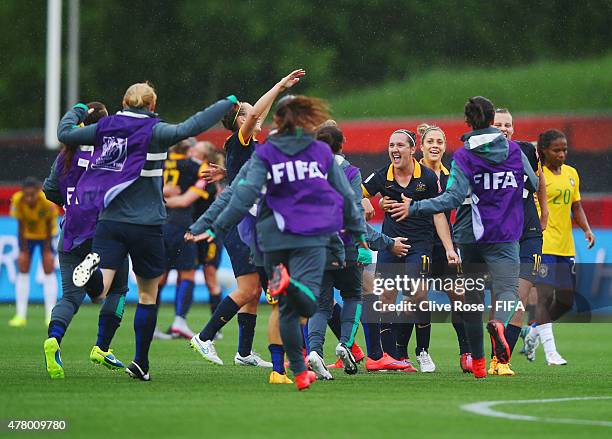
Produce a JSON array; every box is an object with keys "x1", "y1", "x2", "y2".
[
  {"x1": 232, "y1": 102, "x2": 243, "y2": 129},
  {"x1": 393, "y1": 129, "x2": 416, "y2": 147}
]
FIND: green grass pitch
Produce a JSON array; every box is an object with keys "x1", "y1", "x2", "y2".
[{"x1": 1, "y1": 304, "x2": 611, "y2": 439}]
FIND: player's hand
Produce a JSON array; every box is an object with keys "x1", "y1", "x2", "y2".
[
  {"x1": 362, "y1": 198, "x2": 375, "y2": 221},
  {"x1": 446, "y1": 248, "x2": 461, "y2": 266},
  {"x1": 163, "y1": 184, "x2": 181, "y2": 198},
  {"x1": 390, "y1": 237, "x2": 410, "y2": 257},
  {"x1": 200, "y1": 163, "x2": 226, "y2": 183},
  {"x1": 279, "y1": 69, "x2": 305, "y2": 91},
  {"x1": 389, "y1": 201, "x2": 409, "y2": 221},
  {"x1": 585, "y1": 230, "x2": 596, "y2": 249},
  {"x1": 379, "y1": 196, "x2": 397, "y2": 212}
]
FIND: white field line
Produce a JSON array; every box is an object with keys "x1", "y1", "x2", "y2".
[{"x1": 461, "y1": 396, "x2": 612, "y2": 427}]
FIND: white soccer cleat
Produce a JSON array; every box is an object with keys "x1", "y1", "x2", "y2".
[
  {"x1": 153, "y1": 327, "x2": 173, "y2": 340},
  {"x1": 190, "y1": 335, "x2": 223, "y2": 365},
  {"x1": 546, "y1": 351, "x2": 567, "y2": 366},
  {"x1": 416, "y1": 349, "x2": 436, "y2": 373},
  {"x1": 307, "y1": 351, "x2": 334, "y2": 380},
  {"x1": 170, "y1": 317, "x2": 195, "y2": 340},
  {"x1": 524, "y1": 331, "x2": 540, "y2": 362},
  {"x1": 72, "y1": 252, "x2": 100, "y2": 287},
  {"x1": 234, "y1": 352, "x2": 273, "y2": 367}
]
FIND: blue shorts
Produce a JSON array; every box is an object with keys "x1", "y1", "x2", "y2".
[
  {"x1": 93, "y1": 220, "x2": 165, "y2": 279},
  {"x1": 538, "y1": 254, "x2": 576, "y2": 290},
  {"x1": 377, "y1": 243, "x2": 432, "y2": 279},
  {"x1": 21, "y1": 239, "x2": 57, "y2": 255},
  {"x1": 197, "y1": 239, "x2": 222, "y2": 269},
  {"x1": 163, "y1": 222, "x2": 197, "y2": 271},
  {"x1": 519, "y1": 236, "x2": 543, "y2": 284},
  {"x1": 224, "y1": 225, "x2": 256, "y2": 278}
]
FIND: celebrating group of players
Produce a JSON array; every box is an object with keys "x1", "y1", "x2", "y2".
[{"x1": 11, "y1": 68, "x2": 593, "y2": 391}]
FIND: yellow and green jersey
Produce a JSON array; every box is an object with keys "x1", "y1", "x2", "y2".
[{"x1": 540, "y1": 164, "x2": 581, "y2": 256}]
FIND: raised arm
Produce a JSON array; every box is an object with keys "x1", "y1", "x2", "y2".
[
  {"x1": 241, "y1": 70, "x2": 305, "y2": 140},
  {"x1": 43, "y1": 156, "x2": 64, "y2": 206},
  {"x1": 57, "y1": 104, "x2": 97, "y2": 146}
]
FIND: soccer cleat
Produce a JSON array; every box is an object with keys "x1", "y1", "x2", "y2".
[
  {"x1": 365, "y1": 353, "x2": 412, "y2": 372},
  {"x1": 327, "y1": 358, "x2": 343, "y2": 369},
  {"x1": 234, "y1": 352, "x2": 273, "y2": 367},
  {"x1": 295, "y1": 370, "x2": 317, "y2": 391},
  {"x1": 153, "y1": 327, "x2": 173, "y2": 340},
  {"x1": 307, "y1": 351, "x2": 334, "y2": 380},
  {"x1": 486, "y1": 320, "x2": 511, "y2": 364},
  {"x1": 89, "y1": 346, "x2": 124, "y2": 370},
  {"x1": 268, "y1": 264, "x2": 290, "y2": 297},
  {"x1": 43, "y1": 337, "x2": 64, "y2": 379},
  {"x1": 460, "y1": 353, "x2": 473, "y2": 373},
  {"x1": 518, "y1": 325, "x2": 530, "y2": 354},
  {"x1": 125, "y1": 361, "x2": 150, "y2": 381},
  {"x1": 496, "y1": 362, "x2": 515, "y2": 376},
  {"x1": 269, "y1": 371, "x2": 293, "y2": 384},
  {"x1": 546, "y1": 351, "x2": 567, "y2": 366},
  {"x1": 351, "y1": 343, "x2": 366, "y2": 363},
  {"x1": 524, "y1": 331, "x2": 539, "y2": 362},
  {"x1": 472, "y1": 357, "x2": 487, "y2": 379},
  {"x1": 190, "y1": 335, "x2": 223, "y2": 365},
  {"x1": 416, "y1": 349, "x2": 436, "y2": 373},
  {"x1": 398, "y1": 358, "x2": 418, "y2": 373},
  {"x1": 335, "y1": 343, "x2": 358, "y2": 375},
  {"x1": 488, "y1": 356, "x2": 498, "y2": 375},
  {"x1": 8, "y1": 315, "x2": 26, "y2": 327},
  {"x1": 170, "y1": 317, "x2": 195, "y2": 340},
  {"x1": 72, "y1": 252, "x2": 100, "y2": 287}
]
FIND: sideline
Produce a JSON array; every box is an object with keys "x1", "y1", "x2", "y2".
[{"x1": 461, "y1": 396, "x2": 612, "y2": 427}]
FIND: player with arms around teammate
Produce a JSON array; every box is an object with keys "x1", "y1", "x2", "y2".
[
  {"x1": 58, "y1": 82, "x2": 235, "y2": 381},
  {"x1": 9, "y1": 177, "x2": 58, "y2": 327},
  {"x1": 406, "y1": 96, "x2": 538, "y2": 378},
  {"x1": 363, "y1": 129, "x2": 458, "y2": 373},
  {"x1": 523, "y1": 129, "x2": 595, "y2": 365},
  {"x1": 189, "y1": 94, "x2": 367, "y2": 390}
]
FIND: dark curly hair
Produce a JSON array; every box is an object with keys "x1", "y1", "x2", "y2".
[{"x1": 464, "y1": 96, "x2": 495, "y2": 130}]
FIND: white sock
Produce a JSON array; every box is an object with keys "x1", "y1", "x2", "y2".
[
  {"x1": 15, "y1": 272, "x2": 30, "y2": 319},
  {"x1": 43, "y1": 273, "x2": 58, "y2": 320},
  {"x1": 536, "y1": 323, "x2": 557, "y2": 355},
  {"x1": 173, "y1": 315, "x2": 186, "y2": 326}
]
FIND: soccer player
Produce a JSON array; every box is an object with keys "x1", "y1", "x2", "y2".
[
  {"x1": 9, "y1": 177, "x2": 58, "y2": 327},
  {"x1": 363, "y1": 128, "x2": 458, "y2": 373},
  {"x1": 42, "y1": 102, "x2": 129, "y2": 378},
  {"x1": 59, "y1": 83, "x2": 235, "y2": 381},
  {"x1": 406, "y1": 96, "x2": 539, "y2": 378},
  {"x1": 189, "y1": 93, "x2": 367, "y2": 390},
  {"x1": 189, "y1": 141, "x2": 223, "y2": 337},
  {"x1": 487, "y1": 108, "x2": 549, "y2": 376},
  {"x1": 154, "y1": 138, "x2": 207, "y2": 340},
  {"x1": 188, "y1": 70, "x2": 304, "y2": 368},
  {"x1": 416, "y1": 123, "x2": 472, "y2": 373},
  {"x1": 523, "y1": 129, "x2": 595, "y2": 365}
]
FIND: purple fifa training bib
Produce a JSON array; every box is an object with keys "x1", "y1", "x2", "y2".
[
  {"x1": 452, "y1": 139, "x2": 524, "y2": 243},
  {"x1": 61, "y1": 112, "x2": 159, "y2": 251},
  {"x1": 256, "y1": 138, "x2": 344, "y2": 236}
]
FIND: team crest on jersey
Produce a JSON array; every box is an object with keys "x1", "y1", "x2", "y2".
[
  {"x1": 91, "y1": 136, "x2": 128, "y2": 172},
  {"x1": 538, "y1": 264, "x2": 549, "y2": 278},
  {"x1": 415, "y1": 182, "x2": 427, "y2": 192}
]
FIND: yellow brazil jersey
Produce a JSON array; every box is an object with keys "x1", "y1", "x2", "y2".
[
  {"x1": 540, "y1": 164, "x2": 581, "y2": 256},
  {"x1": 10, "y1": 191, "x2": 58, "y2": 240}
]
